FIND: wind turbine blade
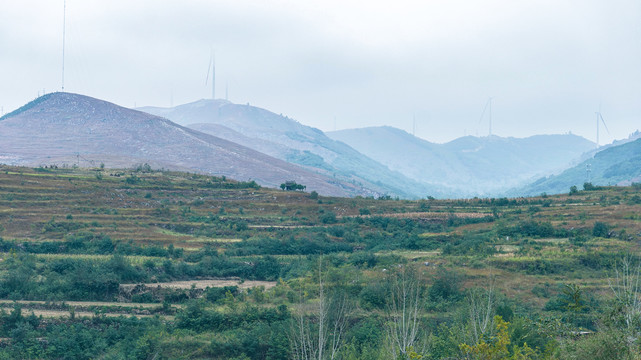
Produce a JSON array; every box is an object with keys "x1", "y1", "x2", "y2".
[
  {"x1": 205, "y1": 53, "x2": 213, "y2": 86},
  {"x1": 477, "y1": 98, "x2": 490, "y2": 125},
  {"x1": 599, "y1": 113, "x2": 610, "y2": 134}
]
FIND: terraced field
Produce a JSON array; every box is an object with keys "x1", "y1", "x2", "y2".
[{"x1": 1, "y1": 164, "x2": 640, "y2": 359}]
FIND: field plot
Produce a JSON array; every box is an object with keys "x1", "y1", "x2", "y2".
[
  {"x1": 1, "y1": 308, "x2": 173, "y2": 320},
  {"x1": 0, "y1": 299, "x2": 170, "y2": 309},
  {"x1": 121, "y1": 279, "x2": 277, "y2": 290}
]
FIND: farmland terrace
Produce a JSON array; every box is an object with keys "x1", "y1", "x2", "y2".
[{"x1": 0, "y1": 164, "x2": 639, "y2": 359}]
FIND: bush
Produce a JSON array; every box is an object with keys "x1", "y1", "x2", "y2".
[
  {"x1": 593, "y1": 222, "x2": 610, "y2": 238},
  {"x1": 428, "y1": 269, "x2": 461, "y2": 302},
  {"x1": 558, "y1": 329, "x2": 631, "y2": 360},
  {"x1": 320, "y1": 211, "x2": 337, "y2": 224},
  {"x1": 205, "y1": 286, "x2": 239, "y2": 304}
]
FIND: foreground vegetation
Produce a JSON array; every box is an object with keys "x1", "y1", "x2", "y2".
[{"x1": 0, "y1": 164, "x2": 640, "y2": 359}]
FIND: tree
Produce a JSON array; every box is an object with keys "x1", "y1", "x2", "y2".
[
  {"x1": 281, "y1": 181, "x2": 307, "y2": 191},
  {"x1": 467, "y1": 276, "x2": 496, "y2": 346},
  {"x1": 608, "y1": 257, "x2": 641, "y2": 336},
  {"x1": 385, "y1": 267, "x2": 425, "y2": 359},
  {"x1": 593, "y1": 221, "x2": 610, "y2": 238},
  {"x1": 460, "y1": 316, "x2": 536, "y2": 360},
  {"x1": 290, "y1": 257, "x2": 351, "y2": 360}
]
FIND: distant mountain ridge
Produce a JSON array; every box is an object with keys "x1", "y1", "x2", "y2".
[
  {"x1": 327, "y1": 126, "x2": 596, "y2": 197},
  {"x1": 512, "y1": 137, "x2": 641, "y2": 196},
  {"x1": 139, "y1": 100, "x2": 440, "y2": 198},
  {"x1": 0, "y1": 92, "x2": 370, "y2": 197},
  {"x1": 4, "y1": 92, "x2": 626, "y2": 199}
]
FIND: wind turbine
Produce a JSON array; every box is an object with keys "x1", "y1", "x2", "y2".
[
  {"x1": 595, "y1": 106, "x2": 610, "y2": 148},
  {"x1": 477, "y1": 97, "x2": 493, "y2": 137},
  {"x1": 205, "y1": 49, "x2": 215, "y2": 100}
]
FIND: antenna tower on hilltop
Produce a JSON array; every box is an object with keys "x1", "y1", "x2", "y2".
[{"x1": 61, "y1": 0, "x2": 66, "y2": 91}]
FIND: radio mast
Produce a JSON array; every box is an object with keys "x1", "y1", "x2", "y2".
[{"x1": 61, "y1": 0, "x2": 66, "y2": 91}]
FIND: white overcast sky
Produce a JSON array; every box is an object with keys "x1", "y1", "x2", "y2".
[{"x1": 1, "y1": 0, "x2": 640, "y2": 143}]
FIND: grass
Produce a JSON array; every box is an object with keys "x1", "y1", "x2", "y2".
[{"x1": 0, "y1": 252, "x2": 167, "y2": 265}]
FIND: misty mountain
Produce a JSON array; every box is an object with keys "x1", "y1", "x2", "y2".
[
  {"x1": 138, "y1": 100, "x2": 439, "y2": 198},
  {"x1": 568, "y1": 130, "x2": 641, "y2": 165},
  {"x1": 327, "y1": 126, "x2": 595, "y2": 197},
  {"x1": 513, "y1": 138, "x2": 641, "y2": 196},
  {"x1": 0, "y1": 92, "x2": 371, "y2": 197}
]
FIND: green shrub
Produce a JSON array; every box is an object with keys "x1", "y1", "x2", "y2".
[{"x1": 592, "y1": 222, "x2": 610, "y2": 238}]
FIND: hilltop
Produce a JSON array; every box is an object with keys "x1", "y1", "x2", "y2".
[{"x1": 0, "y1": 92, "x2": 370, "y2": 197}]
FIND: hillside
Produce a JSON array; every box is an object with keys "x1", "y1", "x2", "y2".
[
  {"x1": 0, "y1": 165, "x2": 640, "y2": 358},
  {"x1": 514, "y1": 137, "x2": 641, "y2": 196},
  {"x1": 139, "y1": 100, "x2": 440, "y2": 199},
  {"x1": 0, "y1": 92, "x2": 370, "y2": 197},
  {"x1": 328, "y1": 126, "x2": 595, "y2": 197}
]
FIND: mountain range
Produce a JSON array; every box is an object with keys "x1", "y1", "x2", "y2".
[
  {"x1": 327, "y1": 126, "x2": 595, "y2": 196},
  {"x1": 138, "y1": 100, "x2": 439, "y2": 198},
  {"x1": 513, "y1": 137, "x2": 641, "y2": 196},
  {"x1": 2, "y1": 92, "x2": 638, "y2": 199},
  {"x1": 0, "y1": 92, "x2": 368, "y2": 197}
]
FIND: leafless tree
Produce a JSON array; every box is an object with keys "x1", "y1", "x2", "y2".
[
  {"x1": 609, "y1": 256, "x2": 641, "y2": 334},
  {"x1": 290, "y1": 257, "x2": 351, "y2": 360},
  {"x1": 467, "y1": 274, "x2": 496, "y2": 345},
  {"x1": 385, "y1": 266, "x2": 424, "y2": 359}
]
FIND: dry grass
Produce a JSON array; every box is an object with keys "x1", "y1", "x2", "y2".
[
  {"x1": 3, "y1": 308, "x2": 174, "y2": 320},
  {"x1": 0, "y1": 299, "x2": 169, "y2": 309},
  {"x1": 378, "y1": 250, "x2": 441, "y2": 260},
  {"x1": 121, "y1": 279, "x2": 276, "y2": 290},
  {"x1": 356, "y1": 211, "x2": 491, "y2": 220},
  {"x1": 0, "y1": 253, "x2": 166, "y2": 265}
]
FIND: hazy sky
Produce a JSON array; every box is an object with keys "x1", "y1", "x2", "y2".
[{"x1": 1, "y1": 0, "x2": 640, "y2": 143}]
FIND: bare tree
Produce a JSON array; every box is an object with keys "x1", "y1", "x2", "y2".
[
  {"x1": 609, "y1": 256, "x2": 641, "y2": 334},
  {"x1": 467, "y1": 274, "x2": 496, "y2": 345},
  {"x1": 385, "y1": 266, "x2": 424, "y2": 359},
  {"x1": 290, "y1": 257, "x2": 351, "y2": 360}
]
